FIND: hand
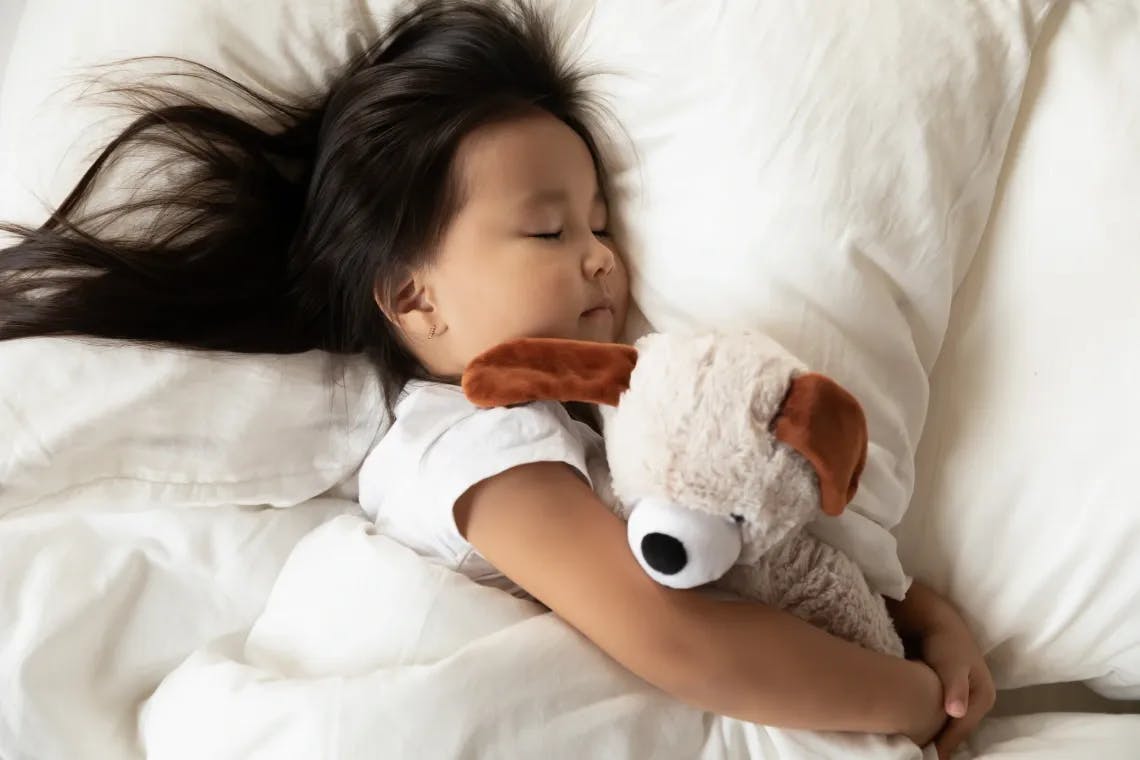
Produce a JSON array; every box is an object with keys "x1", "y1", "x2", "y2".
[
  {"x1": 916, "y1": 611, "x2": 996, "y2": 759},
  {"x1": 886, "y1": 581, "x2": 996, "y2": 759}
]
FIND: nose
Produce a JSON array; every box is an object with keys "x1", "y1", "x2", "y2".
[
  {"x1": 583, "y1": 236, "x2": 616, "y2": 280},
  {"x1": 641, "y1": 532, "x2": 688, "y2": 574}
]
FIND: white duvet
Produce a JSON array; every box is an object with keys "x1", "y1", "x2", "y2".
[
  {"x1": 3, "y1": 494, "x2": 1140, "y2": 760},
  {"x1": 133, "y1": 515, "x2": 1140, "y2": 760},
  {"x1": 141, "y1": 515, "x2": 930, "y2": 760}
]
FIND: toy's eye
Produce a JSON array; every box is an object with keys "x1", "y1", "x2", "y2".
[{"x1": 731, "y1": 514, "x2": 744, "y2": 524}]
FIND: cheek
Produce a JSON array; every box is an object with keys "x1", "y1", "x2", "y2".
[
  {"x1": 450, "y1": 254, "x2": 577, "y2": 334},
  {"x1": 611, "y1": 256, "x2": 632, "y2": 324},
  {"x1": 516, "y1": 264, "x2": 584, "y2": 321}
]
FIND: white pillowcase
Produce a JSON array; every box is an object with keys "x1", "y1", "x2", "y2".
[
  {"x1": 898, "y1": 0, "x2": 1140, "y2": 697},
  {"x1": 0, "y1": 339, "x2": 385, "y2": 514},
  {"x1": 576, "y1": 0, "x2": 1056, "y2": 598}
]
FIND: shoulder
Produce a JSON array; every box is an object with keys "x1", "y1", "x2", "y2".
[
  {"x1": 360, "y1": 381, "x2": 600, "y2": 516},
  {"x1": 393, "y1": 380, "x2": 581, "y2": 449}
]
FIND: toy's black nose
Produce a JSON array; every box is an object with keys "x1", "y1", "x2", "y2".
[{"x1": 641, "y1": 533, "x2": 687, "y2": 575}]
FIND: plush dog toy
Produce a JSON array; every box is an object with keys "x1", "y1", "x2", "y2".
[{"x1": 462, "y1": 332, "x2": 904, "y2": 657}]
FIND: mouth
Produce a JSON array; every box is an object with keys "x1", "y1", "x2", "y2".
[{"x1": 581, "y1": 298, "x2": 614, "y2": 319}]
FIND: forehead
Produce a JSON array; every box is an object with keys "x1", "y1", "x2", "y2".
[{"x1": 454, "y1": 110, "x2": 600, "y2": 200}]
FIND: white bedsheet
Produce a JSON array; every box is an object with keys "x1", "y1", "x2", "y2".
[{"x1": 967, "y1": 714, "x2": 1140, "y2": 758}]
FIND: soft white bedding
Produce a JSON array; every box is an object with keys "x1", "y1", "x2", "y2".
[
  {"x1": 0, "y1": 341, "x2": 384, "y2": 511},
  {"x1": 0, "y1": 344, "x2": 382, "y2": 759},
  {"x1": 3, "y1": 0, "x2": 1140, "y2": 759}
]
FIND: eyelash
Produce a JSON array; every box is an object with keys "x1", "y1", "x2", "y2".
[{"x1": 531, "y1": 230, "x2": 610, "y2": 240}]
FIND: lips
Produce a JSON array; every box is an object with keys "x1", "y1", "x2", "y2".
[{"x1": 582, "y1": 296, "x2": 614, "y2": 318}]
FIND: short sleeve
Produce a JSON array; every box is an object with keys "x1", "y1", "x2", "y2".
[
  {"x1": 358, "y1": 384, "x2": 593, "y2": 570},
  {"x1": 419, "y1": 403, "x2": 593, "y2": 559}
]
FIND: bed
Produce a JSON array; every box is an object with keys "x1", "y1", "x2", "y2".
[{"x1": 2, "y1": 1, "x2": 1139, "y2": 758}]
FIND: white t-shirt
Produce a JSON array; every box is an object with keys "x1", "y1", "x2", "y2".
[{"x1": 358, "y1": 381, "x2": 605, "y2": 598}]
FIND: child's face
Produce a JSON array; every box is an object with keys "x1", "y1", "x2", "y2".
[{"x1": 394, "y1": 109, "x2": 629, "y2": 377}]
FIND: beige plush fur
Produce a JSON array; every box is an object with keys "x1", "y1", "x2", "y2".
[
  {"x1": 462, "y1": 332, "x2": 904, "y2": 656},
  {"x1": 604, "y1": 333, "x2": 904, "y2": 657}
]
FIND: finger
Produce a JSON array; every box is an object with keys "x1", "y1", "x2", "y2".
[
  {"x1": 942, "y1": 667, "x2": 971, "y2": 718},
  {"x1": 975, "y1": 669, "x2": 997, "y2": 715},
  {"x1": 934, "y1": 717, "x2": 970, "y2": 760},
  {"x1": 935, "y1": 699, "x2": 987, "y2": 760}
]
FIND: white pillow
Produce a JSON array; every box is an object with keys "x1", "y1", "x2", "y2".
[
  {"x1": 898, "y1": 1, "x2": 1140, "y2": 696},
  {"x1": 0, "y1": 339, "x2": 385, "y2": 513},
  {"x1": 577, "y1": 0, "x2": 1056, "y2": 598},
  {"x1": 1, "y1": 0, "x2": 1054, "y2": 595},
  {"x1": 0, "y1": 0, "x2": 29, "y2": 89}
]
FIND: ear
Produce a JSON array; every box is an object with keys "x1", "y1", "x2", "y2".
[
  {"x1": 379, "y1": 272, "x2": 438, "y2": 338},
  {"x1": 463, "y1": 338, "x2": 637, "y2": 408},
  {"x1": 772, "y1": 373, "x2": 868, "y2": 516}
]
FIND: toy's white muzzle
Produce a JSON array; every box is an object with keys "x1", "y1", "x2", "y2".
[{"x1": 626, "y1": 497, "x2": 743, "y2": 588}]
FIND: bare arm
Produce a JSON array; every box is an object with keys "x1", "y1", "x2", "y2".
[
  {"x1": 456, "y1": 462, "x2": 945, "y2": 741},
  {"x1": 885, "y1": 580, "x2": 960, "y2": 636}
]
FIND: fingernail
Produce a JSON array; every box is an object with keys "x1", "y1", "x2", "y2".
[{"x1": 947, "y1": 700, "x2": 966, "y2": 718}]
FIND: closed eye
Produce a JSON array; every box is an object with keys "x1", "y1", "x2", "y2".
[{"x1": 528, "y1": 229, "x2": 610, "y2": 240}]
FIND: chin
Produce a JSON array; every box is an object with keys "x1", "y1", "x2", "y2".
[
  {"x1": 576, "y1": 321, "x2": 613, "y2": 343},
  {"x1": 578, "y1": 309, "x2": 618, "y2": 342}
]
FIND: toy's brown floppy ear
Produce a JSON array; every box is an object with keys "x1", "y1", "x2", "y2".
[
  {"x1": 772, "y1": 373, "x2": 868, "y2": 517},
  {"x1": 462, "y1": 338, "x2": 638, "y2": 408}
]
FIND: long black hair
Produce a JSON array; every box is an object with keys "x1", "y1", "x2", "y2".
[{"x1": 0, "y1": 0, "x2": 609, "y2": 401}]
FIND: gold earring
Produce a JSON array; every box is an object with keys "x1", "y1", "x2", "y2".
[{"x1": 428, "y1": 325, "x2": 437, "y2": 340}]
